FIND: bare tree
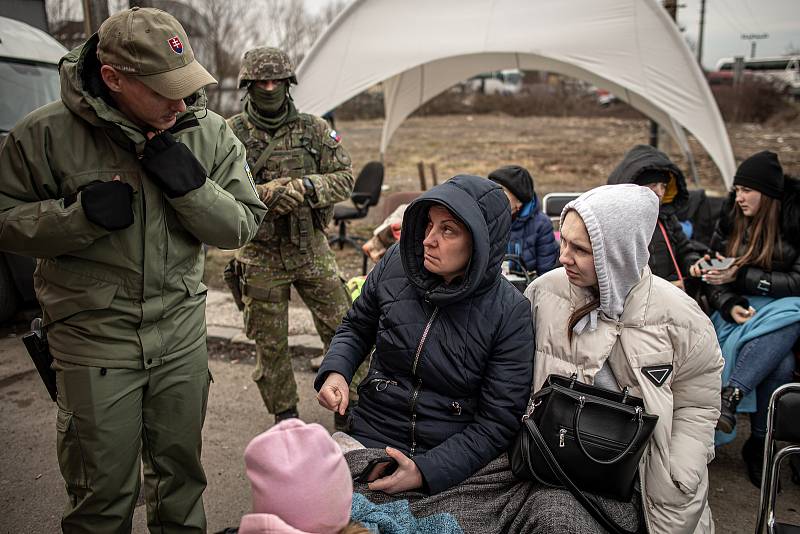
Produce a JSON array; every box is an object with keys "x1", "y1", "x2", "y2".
[
  {"x1": 46, "y1": 0, "x2": 81, "y2": 27},
  {"x1": 261, "y1": 0, "x2": 346, "y2": 64}
]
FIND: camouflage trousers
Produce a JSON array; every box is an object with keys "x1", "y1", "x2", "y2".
[{"x1": 239, "y1": 232, "x2": 365, "y2": 414}]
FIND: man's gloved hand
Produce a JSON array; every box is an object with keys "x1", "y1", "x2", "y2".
[
  {"x1": 284, "y1": 178, "x2": 306, "y2": 197},
  {"x1": 141, "y1": 131, "x2": 207, "y2": 198},
  {"x1": 258, "y1": 178, "x2": 305, "y2": 216},
  {"x1": 79, "y1": 179, "x2": 134, "y2": 230}
]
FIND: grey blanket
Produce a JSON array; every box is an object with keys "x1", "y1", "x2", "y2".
[{"x1": 346, "y1": 449, "x2": 640, "y2": 534}]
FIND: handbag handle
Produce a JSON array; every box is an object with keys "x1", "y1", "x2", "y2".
[
  {"x1": 523, "y1": 419, "x2": 644, "y2": 534},
  {"x1": 573, "y1": 396, "x2": 644, "y2": 465}
]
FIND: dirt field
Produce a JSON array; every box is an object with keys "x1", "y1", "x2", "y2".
[
  {"x1": 338, "y1": 114, "x2": 800, "y2": 198},
  {"x1": 205, "y1": 114, "x2": 800, "y2": 288}
]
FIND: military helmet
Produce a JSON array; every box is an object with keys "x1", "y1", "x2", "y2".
[{"x1": 238, "y1": 46, "x2": 297, "y2": 88}]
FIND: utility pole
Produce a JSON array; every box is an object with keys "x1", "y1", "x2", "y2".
[
  {"x1": 82, "y1": 0, "x2": 109, "y2": 35},
  {"x1": 741, "y1": 33, "x2": 769, "y2": 59},
  {"x1": 651, "y1": 0, "x2": 681, "y2": 148},
  {"x1": 697, "y1": 0, "x2": 706, "y2": 67}
]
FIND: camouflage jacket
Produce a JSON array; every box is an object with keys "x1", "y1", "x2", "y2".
[{"x1": 226, "y1": 112, "x2": 354, "y2": 253}]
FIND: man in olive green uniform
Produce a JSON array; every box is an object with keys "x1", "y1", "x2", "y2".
[
  {"x1": 227, "y1": 47, "x2": 364, "y2": 426},
  {"x1": 0, "y1": 8, "x2": 265, "y2": 533}
]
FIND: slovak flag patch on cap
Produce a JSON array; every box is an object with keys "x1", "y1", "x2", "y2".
[
  {"x1": 167, "y1": 35, "x2": 184, "y2": 55},
  {"x1": 329, "y1": 130, "x2": 341, "y2": 143}
]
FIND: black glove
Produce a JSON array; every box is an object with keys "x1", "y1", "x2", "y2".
[
  {"x1": 79, "y1": 180, "x2": 134, "y2": 230},
  {"x1": 141, "y1": 131, "x2": 207, "y2": 198}
]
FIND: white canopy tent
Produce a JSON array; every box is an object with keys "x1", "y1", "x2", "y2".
[{"x1": 294, "y1": 0, "x2": 735, "y2": 186}]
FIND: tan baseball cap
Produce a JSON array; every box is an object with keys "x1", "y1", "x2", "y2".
[{"x1": 97, "y1": 7, "x2": 217, "y2": 100}]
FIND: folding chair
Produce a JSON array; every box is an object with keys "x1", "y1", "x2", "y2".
[
  {"x1": 754, "y1": 382, "x2": 800, "y2": 534},
  {"x1": 542, "y1": 192, "x2": 581, "y2": 231}
]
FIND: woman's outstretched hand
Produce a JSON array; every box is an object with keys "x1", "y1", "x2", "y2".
[
  {"x1": 317, "y1": 372, "x2": 349, "y2": 415},
  {"x1": 368, "y1": 447, "x2": 424, "y2": 494}
]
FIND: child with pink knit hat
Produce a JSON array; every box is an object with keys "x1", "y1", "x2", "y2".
[{"x1": 237, "y1": 419, "x2": 369, "y2": 534}]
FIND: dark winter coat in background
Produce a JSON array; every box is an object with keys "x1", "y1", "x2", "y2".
[
  {"x1": 315, "y1": 175, "x2": 534, "y2": 495},
  {"x1": 705, "y1": 175, "x2": 800, "y2": 322},
  {"x1": 607, "y1": 144, "x2": 702, "y2": 281},
  {"x1": 507, "y1": 194, "x2": 560, "y2": 275}
]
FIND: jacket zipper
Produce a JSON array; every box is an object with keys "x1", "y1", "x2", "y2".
[
  {"x1": 559, "y1": 427, "x2": 629, "y2": 451},
  {"x1": 409, "y1": 307, "x2": 439, "y2": 457}
]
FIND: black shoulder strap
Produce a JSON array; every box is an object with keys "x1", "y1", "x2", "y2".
[{"x1": 524, "y1": 419, "x2": 645, "y2": 534}]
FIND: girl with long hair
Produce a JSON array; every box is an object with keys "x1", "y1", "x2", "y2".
[{"x1": 691, "y1": 150, "x2": 800, "y2": 488}]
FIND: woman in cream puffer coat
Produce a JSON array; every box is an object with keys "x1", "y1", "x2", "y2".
[{"x1": 525, "y1": 184, "x2": 723, "y2": 534}]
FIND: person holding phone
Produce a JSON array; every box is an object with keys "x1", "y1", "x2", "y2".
[
  {"x1": 315, "y1": 175, "x2": 534, "y2": 496},
  {"x1": 691, "y1": 151, "x2": 800, "y2": 488}
]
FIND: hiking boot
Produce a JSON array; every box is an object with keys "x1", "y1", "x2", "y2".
[
  {"x1": 716, "y1": 386, "x2": 743, "y2": 434},
  {"x1": 274, "y1": 406, "x2": 299, "y2": 425},
  {"x1": 742, "y1": 434, "x2": 765, "y2": 489}
]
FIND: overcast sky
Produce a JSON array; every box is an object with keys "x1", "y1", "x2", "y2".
[
  {"x1": 303, "y1": 0, "x2": 799, "y2": 71},
  {"x1": 678, "y1": 0, "x2": 799, "y2": 69}
]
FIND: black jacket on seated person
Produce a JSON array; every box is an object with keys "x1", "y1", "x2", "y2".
[
  {"x1": 706, "y1": 175, "x2": 800, "y2": 321},
  {"x1": 314, "y1": 175, "x2": 534, "y2": 495}
]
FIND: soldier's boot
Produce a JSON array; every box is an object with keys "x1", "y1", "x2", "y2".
[{"x1": 275, "y1": 406, "x2": 299, "y2": 424}]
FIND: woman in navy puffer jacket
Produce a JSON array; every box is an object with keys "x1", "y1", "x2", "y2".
[{"x1": 315, "y1": 175, "x2": 534, "y2": 495}]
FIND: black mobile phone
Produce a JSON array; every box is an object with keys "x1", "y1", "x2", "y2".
[{"x1": 353, "y1": 456, "x2": 398, "y2": 483}]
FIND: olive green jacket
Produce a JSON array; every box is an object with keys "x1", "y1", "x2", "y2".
[{"x1": 0, "y1": 36, "x2": 266, "y2": 369}]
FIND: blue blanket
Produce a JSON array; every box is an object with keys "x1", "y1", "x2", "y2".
[
  {"x1": 712, "y1": 295, "x2": 800, "y2": 446},
  {"x1": 351, "y1": 492, "x2": 463, "y2": 534}
]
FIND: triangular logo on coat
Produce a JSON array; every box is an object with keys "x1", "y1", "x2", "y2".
[{"x1": 642, "y1": 364, "x2": 673, "y2": 387}]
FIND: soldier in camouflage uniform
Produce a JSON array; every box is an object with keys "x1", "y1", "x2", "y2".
[{"x1": 227, "y1": 47, "x2": 364, "y2": 426}]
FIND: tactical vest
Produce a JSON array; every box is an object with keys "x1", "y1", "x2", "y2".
[{"x1": 229, "y1": 113, "x2": 328, "y2": 251}]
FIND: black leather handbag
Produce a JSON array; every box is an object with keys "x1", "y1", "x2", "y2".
[{"x1": 510, "y1": 374, "x2": 658, "y2": 533}]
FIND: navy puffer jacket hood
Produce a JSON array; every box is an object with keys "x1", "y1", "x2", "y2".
[
  {"x1": 315, "y1": 175, "x2": 533, "y2": 495},
  {"x1": 400, "y1": 174, "x2": 511, "y2": 305}
]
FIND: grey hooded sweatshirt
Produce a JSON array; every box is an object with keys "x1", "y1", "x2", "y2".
[
  {"x1": 560, "y1": 184, "x2": 659, "y2": 389},
  {"x1": 563, "y1": 184, "x2": 659, "y2": 329}
]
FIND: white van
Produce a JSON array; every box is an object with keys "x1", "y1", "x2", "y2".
[
  {"x1": 467, "y1": 69, "x2": 523, "y2": 95},
  {"x1": 0, "y1": 16, "x2": 66, "y2": 321}
]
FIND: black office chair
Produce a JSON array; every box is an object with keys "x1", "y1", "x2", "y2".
[
  {"x1": 328, "y1": 161, "x2": 384, "y2": 271},
  {"x1": 754, "y1": 382, "x2": 800, "y2": 534}
]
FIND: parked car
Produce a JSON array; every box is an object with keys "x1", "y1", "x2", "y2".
[{"x1": 0, "y1": 16, "x2": 66, "y2": 322}]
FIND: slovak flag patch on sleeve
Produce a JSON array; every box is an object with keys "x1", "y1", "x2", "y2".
[
  {"x1": 168, "y1": 36, "x2": 184, "y2": 55},
  {"x1": 329, "y1": 130, "x2": 341, "y2": 143}
]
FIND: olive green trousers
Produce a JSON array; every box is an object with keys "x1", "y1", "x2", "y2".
[{"x1": 53, "y1": 347, "x2": 211, "y2": 533}]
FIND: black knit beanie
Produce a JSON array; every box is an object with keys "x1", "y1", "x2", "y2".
[
  {"x1": 733, "y1": 150, "x2": 784, "y2": 199},
  {"x1": 488, "y1": 165, "x2": 534, "y2": 204}
]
